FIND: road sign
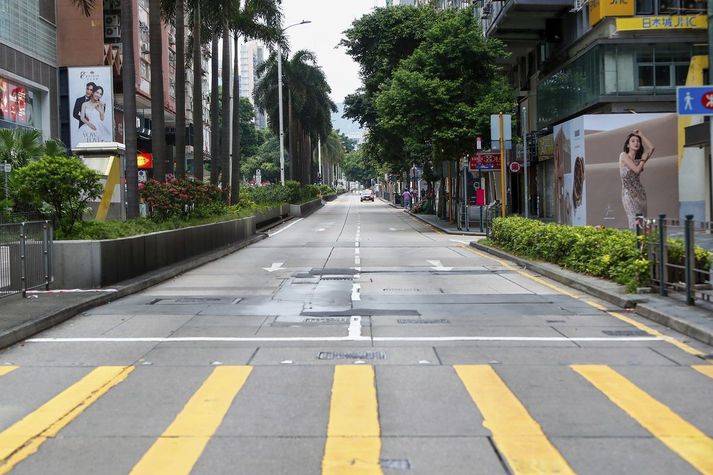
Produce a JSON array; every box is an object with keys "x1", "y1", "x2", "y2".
[
  {"x1": 676, "y1": 86, "x2": 713, "y2": 115},
  {"x1": 491, "y1": 114, "x2": 512, "y2": 141},
  {"x1": 509, "y1": 161, "x2": 521, "y2": 173},
  {"x1": 3, "y1": 163, "x2": 11, "y2": 173}
]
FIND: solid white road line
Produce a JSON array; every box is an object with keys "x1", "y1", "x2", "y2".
[
  {"x1": 26, "y1": 336, "x2": 664, "y2": 343},
  {"x1": 268, "y1": 218, "x2": 304, "y2": 237}
]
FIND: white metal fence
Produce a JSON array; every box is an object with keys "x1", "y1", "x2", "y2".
[{"x1": 0, "y1": 221, "x2": 53, "y2": 299}]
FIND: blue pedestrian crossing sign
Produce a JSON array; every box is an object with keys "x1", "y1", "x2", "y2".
[{"x1": 676, "y1": 86, "x2": 713, "y2": 115}]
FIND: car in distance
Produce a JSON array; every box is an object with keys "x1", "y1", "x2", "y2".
[{"x1": 360, "y1": 189, "x2": 374, "y2": 202}]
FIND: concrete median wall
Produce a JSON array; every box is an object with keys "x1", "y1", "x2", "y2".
[{"x1": 289, "y1": 198, "x2": 323, "y2": 217}]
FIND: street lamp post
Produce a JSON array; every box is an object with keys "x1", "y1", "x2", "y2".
[{"x1": 278, "y1": 20, "x2": 311, "y2": 185}]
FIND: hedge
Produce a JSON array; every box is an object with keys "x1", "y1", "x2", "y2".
[{"x1": 488, "y1": 217, "x2": 712, "y2": 292}]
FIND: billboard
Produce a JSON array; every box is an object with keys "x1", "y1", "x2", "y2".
[
  {"x1": 553, "y1": 113, "x2": 678, "y2": 228},
  {"x1": 0, "y1": 78, "x2": 34, "y2": 127},
  {"x1": 68, "y1": 66, "x2": 114, "y2": 149}
]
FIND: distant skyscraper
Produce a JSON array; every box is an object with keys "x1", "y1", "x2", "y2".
[{"x1": 239, "y1": 40, "x2": 267, "y2": 129}]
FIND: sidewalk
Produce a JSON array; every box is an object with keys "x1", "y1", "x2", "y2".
[
  {"x1": 379, "y1": 198, "x2": 485, "y2": 236},
  {"x1": 0, "y1": 234, "x2": 266, "y2": 350}
]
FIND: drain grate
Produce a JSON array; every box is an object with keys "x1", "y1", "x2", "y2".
[
  {"x1": 318, "y1": 351, "x2": 386, "y2": 360},
  {"x1": 380, "y1": 459, "x2": 411, "y2": 470},
  {"x1": 397, "y1": 319, "x2": 450, "y2": 325},
  {"x1": 320, "y1": 276, "x2": 354, "y2": 281},
  {"x1": 602, "y1": 330, "x2": 649, "y2": 336},
  {"x1": 304, "y1": 317, "x2": 351, "y2": 325},
  {"x1": 148, "y1": 297, "x2": 241, "y2": 305},
  {"x1": 383, "y1": 288, "x2": 420, "y2": 292}
]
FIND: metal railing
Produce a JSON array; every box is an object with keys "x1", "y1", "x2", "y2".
[
  {"x1": 641, "y1": 214, "x2": 712, "y2": 305},
  {"x1": 484, "y1": 201, "x2": 501, "y2": 238},
  {"x1": 0, "y1": 221, "x2": 53, "y2": 299}
]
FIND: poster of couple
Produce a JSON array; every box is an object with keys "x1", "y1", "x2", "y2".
[{"x1": 68, "y1": 66, "x2": 113, "y2": 149}]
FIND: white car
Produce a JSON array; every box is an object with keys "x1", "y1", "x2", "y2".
[{"x1": 360, "y1": 189, "x2": 374, "y2": 202}]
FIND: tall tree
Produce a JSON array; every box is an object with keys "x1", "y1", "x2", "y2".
[
  {"x1": 210, "y1": 35, "x2": 220, "y2": 184},
  {"x1": 192, "y1": 2, "x2": 204, "y2": 181},
  {"x1": 221, "y1": 23, "x2": 231, "y2": 189},
  {"x1": 149, "y1": 0, "x2": 167, "y2": 181},
  {"x1": 173, "y1": 0, "x2": 186, "y2": 178}
]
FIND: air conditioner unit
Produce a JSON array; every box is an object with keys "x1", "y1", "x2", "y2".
[
  {"x1": 105, "y1": 0, "x2": 121, "y2": 10},
  {"x1": 105, "y1": 26, "x2": 121, "y2": 39},
  {"x1": 105, "y1": 14, "x2": 120, "y2": 27}
]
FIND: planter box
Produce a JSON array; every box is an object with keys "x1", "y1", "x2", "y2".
[
  {"x1": 53, "y1": 216, "x2": 255, "y2": 289},
  {"x1": 289, "y1": 198, "x2": 323, "y2": 217},
  {"x1": 254, "y1": 205, "x2": 289, "y2": 228},
  {"x1": 323, "y1": 194, "x2": 338, "y2": 202}
]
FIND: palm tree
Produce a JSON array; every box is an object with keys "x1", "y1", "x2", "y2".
[
  {"x1": 149, "y1": 0, "x2": 167, "y2": 181},
  {"x1": 210, "y1": 35, "x2": 220, "y2": 185},
  {"x1": 320, "y1": 131, "x2": 345, "y2": 186},
  {"x1": 191, "y1": 1, "x2": 204, "y2": 181},
  {"x1": 227, "y1": 0, "x2": 283, "y2": 204},
  {"x1": 0, "y1": 129, "x2": 43, "y2": 167},
  {"x1": 255, "y1": 49, "x2": 336, "y2": 185},
  {"x1": 173, "y1": 0, "x2": 186, "y2": 178}
]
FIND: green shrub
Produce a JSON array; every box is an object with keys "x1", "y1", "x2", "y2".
[
  {"x1": 139, "y1": 178, "x2": 226, "y2": 221},
  {"x1": 12, "y1": 154, "x2": 102, "y2": 234},
  {"x1": 489, "y1": 217, "x2": 647, "y2": 291},
  {"x1": 242, "y1": 182, "x2": 318, "y2": 205},
  {"x1": 319, "y1": 184, "x2": 335, "y2": 195}
]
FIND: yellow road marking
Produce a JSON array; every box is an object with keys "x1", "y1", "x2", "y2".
[
  {"x1": 0, "y1": 366, "x2": 17, "y2": 377},
  {"x1": 572, "y1": 365, "x2": 713, "y2": 474},
  {"x1": 607, "y1": 311, "x2": 704, "y2": 357},
  {"x1": 0, "y1": 366, "x2": 133, "y2": 474},
  {"x1": 463, "y1": 244, "x2": 708, "y2": 359},
  {"x1": 322, "y1": 365, "x2": 382, "y2": 475},
  {"x1": 454, "y1": 365, "x2": 575, "y2": 474},
  {"x1": 692, "y1": 365, "x2": 713, "y2": 379},
  {"x1": 130, "y1": 366, "x2": 252, "y2": 475}
]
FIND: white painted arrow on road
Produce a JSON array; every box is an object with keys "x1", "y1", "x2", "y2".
[
  {"x1": 427, "y1": 260, "x2": 453, "y2": 271},
  {"x1": 262, "y1": 262, "x2": 284, "y2": 272}
]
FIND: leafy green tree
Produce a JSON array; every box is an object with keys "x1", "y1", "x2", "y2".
[
  {"x1": 12, "y1": 155, "x2": 102, "y2": 235},
  {"x1": 241, "y1": 132, "x2": 279, "y2": 184},
  {"x1": 239, "y1": 97, "x2": 262, "y2": 158},
  {"x1": 342, "y1": 148, "x2": 376, "y2": 186}
]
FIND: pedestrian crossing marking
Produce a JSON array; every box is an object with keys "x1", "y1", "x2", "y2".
[
  {"x1": 129, "y1": 366, "x2": 252, "y2": 475},
  {"x1": 454, "y1": 365, "x2": 575, "y2": 475},
  {"x1": 0, "y1": 366, "x2": 16, "y2": 377},
  {"x1": 0, "y1": 366, "x2": 133, "y2": 475},
  {"x1": 572, "y1": 365, "x2": 713, "y2": 475},
  {"x1": 322, "y1": 365, "x2": 383, "y2": 475},
  {"x1": 692, "y1": 365, "x2": 713, "y2": 379}
]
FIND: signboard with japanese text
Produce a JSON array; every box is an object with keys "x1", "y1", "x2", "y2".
[{"x1": 615, "y1": 15, "x2": 706, "y2": 31}]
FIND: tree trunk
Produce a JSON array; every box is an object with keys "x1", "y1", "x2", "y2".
[
  {"x1": 209, "y1": 35, "x2": 219, "y2": 185},
  {"x1": 174, "y1": 0, "x2": 186, "y2": 178},
  {"x1": 288, "y1": 89, "x2": 296, "y2": 182},
  {"x1": 122, "y1": 0, "x2": 139, "y2": 217},
  {"x1": 192, "y1": 2, "x2": 203, "y2": 181},
  {"x1": 221, "y1": 23, "x2": 231, "y2": 189},
  {"x1": 230, "y1": 33, "x2": 240, "y2": 204},
  {"x1": 149, "y1": 0, "x2": 166, "y2": 181}
]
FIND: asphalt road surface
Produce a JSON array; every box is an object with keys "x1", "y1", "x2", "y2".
[{"x1": 1, "y1": 194, "x2": 712, "y2": 475}]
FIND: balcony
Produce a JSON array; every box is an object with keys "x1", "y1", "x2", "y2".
[{"x1": 482, "y1": 0, "x2": 573, "y2": 42}]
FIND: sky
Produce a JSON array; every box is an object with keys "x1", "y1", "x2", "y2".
[{"x1": 280, "y1": 0, "x2": 386, "y2": 104}]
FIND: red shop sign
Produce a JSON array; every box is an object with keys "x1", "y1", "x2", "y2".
[{"x1": 468, "y1": 152, "x2": 501, "y2": 171}]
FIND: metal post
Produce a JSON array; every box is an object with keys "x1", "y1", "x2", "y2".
[
  {"x1": 522, "y1": 106, "x2": 529, "y2": 218},
  {"x1": 635, "y1": 213, "x2": 643, "y2": 248},
  {"x1": 684, "y1": 214, "x2": 695, "y2": 305},
  {"x1": 2, "y1": 161, "x2": 8, "y2": 201},
  {"x1": 499, "y1": 112, "x2": 506, "y2": 218},
  {"x1": 277, "y1": 45, "x2": 285, "y2": 185},
  {"x1": 658, "y1": 214, "x2": 667, "y2": 296},
  {"x1": 20, "y1": 222, "x2": 27, "y2": 298},
  {"x1": 479, "y1": 167, "x2": 483, "y2": 232},
  {"x1": 42, "y1": 221, "x2": 50, "y2": 290}
]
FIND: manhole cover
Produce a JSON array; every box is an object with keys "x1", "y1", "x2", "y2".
[
  {"x1": 602, "y1": 330, "x2": 649, "y2": 336},
  {"x1": 397, "y1": 319, "x2": 450, "y2": 324},
  {"x1": 380, "y1": 459, "x2": 411, "y2": 470},
  {"x1": 318, "y1": 351, "x2": 386, "y2": 360}
]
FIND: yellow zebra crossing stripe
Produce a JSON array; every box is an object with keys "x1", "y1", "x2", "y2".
[
  {"x1": 0, "y1": 366, "x2": 133, "y2": 475},
  {"x1": 322, "y1": 365, "x2": 383, "y2": 475},
  {"x1": 692, "y1": 365, "x2": 713, "y2": 379},
  {"x1": 572, "y1": 365, "x2": 713, "y2": 474},
  {"x1": 130, "y1": 365, "x2": 252, "y2": 475},
  {"x1": 454, "y1": 365, "x2": 575, "y2": 475},
  {"x1": 0, "y1": 366, "x2": 16, "y2": 377}
]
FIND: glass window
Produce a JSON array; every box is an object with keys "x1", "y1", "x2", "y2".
[
  {"x1": 675, "y1": 64, "x2": 688, "y2": 85},
  {"x1": 636, "y1": 0, "x2": 654, "y2": 14},
  {"x1": 638, "y1": 65, "x2": 654, "y2": 87}
]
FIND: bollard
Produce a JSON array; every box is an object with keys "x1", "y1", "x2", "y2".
[
  {"x1": 684, "y1": 215, "x2": 695, "y2": 305},
  {"x1": 42, "y1": 221, "x2": 50, "y2": 290},
  {"x1": 635, "y1": 213, "x2": 643, "y2": 251},
  {"x1": 658, "y1": 214, "x2": 667, "y2": 296}
]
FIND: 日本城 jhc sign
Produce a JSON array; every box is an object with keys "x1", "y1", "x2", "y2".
[{"x1": 616, "y1": 15, "x2": 706, "y2": 31}]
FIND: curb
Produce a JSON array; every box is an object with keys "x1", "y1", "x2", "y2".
[
  {"x1": 470, "y1": 241, "x2": 713, "y2": 348},
  {"x1": 0, "y1": 234, "x2": 267, "y2": 351},
  {"x1": 409, "y1": 211, "x2": 485, "y2": 236}
]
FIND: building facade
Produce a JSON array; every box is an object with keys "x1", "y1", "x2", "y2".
[
  {"x1": 0, "y1": 0, "x2": 59, "y2": 140},
  {"x1": 239, "y1": 40, "x2": 267, "y2": 129},
  {"x1": 478, "y1": 0, "x2": 709, "y2": 224}
]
